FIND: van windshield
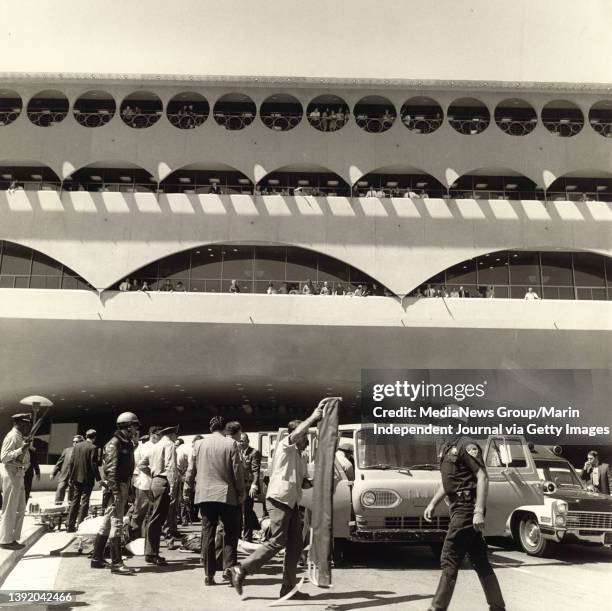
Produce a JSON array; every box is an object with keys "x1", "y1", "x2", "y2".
[
  {"x1": 356, "y1": 429, "x2": 441, "y2": 470},
  {"x1": 535, "y1": 459, "x2": 584, "y2": 490}
]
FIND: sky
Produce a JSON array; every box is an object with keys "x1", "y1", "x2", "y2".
[{"x1": 0, "y1": 0, "x2": 611, "y2": 83}]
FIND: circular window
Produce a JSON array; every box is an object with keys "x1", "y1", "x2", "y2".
[
  {"x1": 167, "y1": 92, "x2": 209, "y2": 130},
  {"x1": 213, "y1": 93, "x2": 256, "y2": 131},
  {"x1": 494, "y1": 99, "x2": 537, "y2": 136},
  {"x1": 306, "y1": 95, "x2": 350, "y2": 132},
  {"x1": 27, "y1": 90, "x2": 69, "y2": 127},
  {"x1": 448, "y1": 98, "x2": 490, "y2": 135},
  {"x1": 0, "y1": 90, "x2": 22, "y2": 127},
  {"x1": 354, "y1": 96, "x2": 396, "y2": 133},
  {"x1": 73, "y1": 91, "x2": 116, "y2": 128},
  {"x1": 120, "y1": 91, "x2": 163, "y2": 129},
  {"x1": 400, "y1": 97, "x2": 443, "y2": 134},
  {"x1": 260, "y1": 94, "x2": 303, "y2": 131},
  {"x1": 542, "y1": 100, "x2": 584, "y2": 137},
  {"x1": 588, "y1": 100, "x2": 612, "y2": 138}
]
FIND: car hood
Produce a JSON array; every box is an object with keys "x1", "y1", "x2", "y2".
[{"x1": 552, "y1": 489, "x2": 612, "y2": 512}]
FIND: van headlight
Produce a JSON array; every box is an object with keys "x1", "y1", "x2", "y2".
[
  {"x1": 360, "y1": 489, "x2": 400, "y2": 508},
  {"x1": 553, "y1": 500, "x2": 568, "y2": 515},
  {"x1": 554, "y1": 515, "x2": 566, "y2": 527}
]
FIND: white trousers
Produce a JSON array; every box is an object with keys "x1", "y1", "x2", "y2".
[{"x1": 0, "y1": 465, "x2": 26, "y2": 544}]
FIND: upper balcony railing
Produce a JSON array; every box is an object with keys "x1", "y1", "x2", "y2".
[
  {"x1": 261, "y1": 112, "x2": 302, "y2": 131},
  {"x1": 308, "y1": 113, "x2": 349, "y2": 132},
  {"x1": 448, "y1": 115, "x2": 489, "y2": 135},
  {"x1": 120, "y1": 110, "x2": 162, "y2": 129},
  {"x1": 496, "y1": 117, "x2": 538, "y2": 136},
  {"x1": 401, "y1": 115, "x2": 443, "y2": 134},
  {"x1": 74, "y1": 110, "x2": 113, "y2": 128},
  {"x1": 543, "y1": 118, "x2": 583, "y2": 137},
  {"x1": 27, "y1": 109, "x2": 68, "y2": 127},
  {"x1": 0, "y1": 108, "x2": 21, "y2": 126},
  {"x1": 167, "y1": 112, "x2": 207, "y2": 130},
  {"x1": 589, "y1": 119, "x2": 612, "y2": 138},
  {"x1": 213, "y1": 111, "x2": 255, "y2": 131},
  {"x1": 355, "y1": 113, "x2": 396, "y2": 133}
]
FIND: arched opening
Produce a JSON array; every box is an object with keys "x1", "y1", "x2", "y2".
[
  {"x1": 0, "y1": 240, "x2": 92, "y2": 290},
  {"x1": 546, "y1": 171, "x2": 612, "y2": 202},
  {"x1": 256, "y1": 164, "x2": 350, "y2": 196},
  {"x1": 589, "y1": 100, "x2": 612, "y2": 138},
  {"x1": 400, "y1": 97, "x2": 443, "y2": 134},
  {"x1": 73, "y1": 91, "x2": 116, "y2": 128},
  {"x1": 448, "y1": 98, "x2": 490, "y2": 135},
  {"x1": 213, "y1": 93, "x2": 256, "y2": 130},
  {"x1": 354, "y1": 166, "x2": 445, "y2": 198},
  {"x1": 119, "y1": 91, "x2": 163, "y2": 129},
  {"x1": 494, "y1": 98, "x2": 537, "y2": 136},
  {"x1": 260, "y1": 94, "x2": 303, "y2": 131},
  {"x1": 542, "y1": 100, "x2": 584, "y2": 137},
  {"x1": 450, "y1": 169, "x2": 538, "y2": 200},
  {"x1": 0, "y1": 90, "x2": 22, "y2": 127},
  {"x1": 306, "y1": 95, "x2": 350, "y2": 132},
  {"x1": 27, "y1": 90, "x2": 69, "y2": 127},
  {"x1": 64, "y1": 162, "x2": 156, "y2": 192},
  {"x1": 112, "y1": 243, "x2": 389, "y2": 296},
  {"x1": 414, "y1": 249, "x2": 611, "y2": 301},
  {"x1": 167, "y1": 92, "x2": 209, "y2": 130},
  {"x1": 160, "y1": 163, "x2": 253, "y2": 194},
  {"x1": 354, "y1": 96, "x2": 396, "y2": 133},
  {"x1": 0, "y1": 161, "x2": 61, "y2": 191}
]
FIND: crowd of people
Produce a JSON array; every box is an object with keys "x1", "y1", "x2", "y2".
[
  {"x1": 417, "y1": 284, "x2": 541, "y2": 300},
  {"x1": 307, "y1": 107, "x2": 349, "y2": 131}
]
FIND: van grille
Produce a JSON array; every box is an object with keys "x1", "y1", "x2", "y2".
[{"x1": 383, "y1": 516, "x2": 450, "y2": 530}]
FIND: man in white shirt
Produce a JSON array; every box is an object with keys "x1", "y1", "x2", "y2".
[
  {"x1": 129, "y1": 428, "x2": 160, "y2": 539},
  {"x1": 230, "y1": 398, "x2": 335, "y2": 601},
  {"x1": 524, "y1": 287, "x2": 540, "y2": 300}
]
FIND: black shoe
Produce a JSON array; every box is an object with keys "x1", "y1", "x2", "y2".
[
  {"x1": 11, "y1": 542, "x2": 26, "y2": 549},
  {"x1": 229, "y1": 565, "x2": 245, "y2": 596},
  {"x1": 145, "y1": 555, "x2": 168, "y2": 566},
  {"x1": 66, "y1": 528, "x2": 77, "y2": 534},
  {"x1": 90, "y1": 558, "x2": 110, "y2": 569},
  {"x1": 0, "y1": 542, "x2": 21, "y2": 550},
  {"x1": 279, "y1": 586, "x2": 310, "y2": 600},
  {"x1": 110, "y1": 564, "x2": 135, "y2": 575},
  {"x1": 204, "y1": 576, "x2": 215, "y2": 586}
]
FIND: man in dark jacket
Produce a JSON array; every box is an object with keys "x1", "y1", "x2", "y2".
[
  {"x1": 90, "y1": 413, "x2": 139, "y2": 575},
  {"x1": 238, "y1": 433, "x2": 261, "y2": 542},
  {"x1": 580, "y1": 450, "x2": 611, "y2": 495},
  {"x1": 66, "y1": 429, "x2": 101, "y2": 532},
  {"x1": 51, "y1": 435, "x2": 83, "y2": 505}
]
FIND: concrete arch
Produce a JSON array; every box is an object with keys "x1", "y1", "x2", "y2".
[
  {"x1": 255, "y1": 163, "x2": 350, "y2": 189},
  {"x1": 351, "y1": 164, "x2": 446, "y2": 189},
  {"x1": 449, "y1": 165, "x2": 542, "y2": 189},
  {"x1": 63, "y1": 159, "x2": 157, "y2": 181},
  {"x1": 0, "y1": 159, "x2": 62, "y2": 182},
  {"x1": 544, "y1": 168, "x2": 612, "y2": 190},
  {"x1": 159, "y1": 162, "x2": 253, "y2": 185}
]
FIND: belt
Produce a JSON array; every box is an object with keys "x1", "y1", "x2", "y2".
[{"x1": 448, "y1": 489, "x2": 476, "y2": 502}]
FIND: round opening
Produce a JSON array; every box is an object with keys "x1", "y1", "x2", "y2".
[
  {"x1": 400, "y1": 97, "x2": 443, "y2": 134},
  {"x1": 119, "y1": 91, "x2": 163, "y2": 129},
  {"x1": 306, "y1": 95, "x2": 350, "y2": 132},
  {"x1": 494, "y1": 99, "x2": 537, "y2": 136},
  {"x1": 448, "y1": 98, "x2": 490, "y2": 135},
  {"x1": 588, "y1": 100, "x2": 612, "y2": 138},
  {"x1": 542, "y1": 100, "x2": 584, "y2": 137},
  {"x1": 213, "y1": 93, "x2": 256, "y2": 131},
  {"x1": 167, "y1": 92, "x2": 209, "y2": 130},
  {"x1": 0, "y1": 90, "x2": 22, "y2": 127},
  {"x1": 260, "y1": 94, "x2": 303, "y2": 131},
  {"x1": 27, "y1": 90, "x2": 69, "y2": 127},
  {"x1": 354, "y1": 96, "x2": 396, "y2": 133},
  {"x1": 73, "y1": 91, "x2": 116, "y2": 128}
]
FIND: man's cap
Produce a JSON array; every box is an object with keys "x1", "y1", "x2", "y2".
[
  {"x1": 139, "y1": 434, "x2": 150, "y2": 442},
  {"x1": 159, "y1": 425, "x2": 179, "y2": 436},
  {"x1": 73, "y1": 435, "x2": 84, "y2": 442},
  {"x1": 12, "y1": 413, "x2": 32, "y2": 423},
  {"x1": 85, "y1": 428, "x2": 97, "y2": 437}
]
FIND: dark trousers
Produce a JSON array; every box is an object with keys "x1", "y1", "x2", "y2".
[
  {"x1": 430, "y1": 502, "x2": 505, "y2": 611},
  {"x1": 241, "y1": 498, "x2": 303, "y2": 588},
  {"x1": 130, "y1": 488, "x2": 153, "y2": 538},
  {"x1": 199, "y1": 502, "x2": 240, "y2": 578},
  {"x1": 67, "y1": 481, "x2": 94, "y2": 530},
  {"x1": 54, "y1": 477, "x2": 74, "y2": 504},
  {"x1": 145, "y1": 477, "x2": 170, "y2": 556},
  {"x1": 24, "y1": 476, "x2": 34, "y2": 505},
  {"x1": 242, "y1": 496, "x2": 259, "y2": 541}
]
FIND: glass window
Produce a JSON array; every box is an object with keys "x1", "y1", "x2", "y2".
[
  {"x1": 158, "y1": 251, "x2": 191, "y2": 279},
  {"x1": 317, "y1": 253, "x2": 349, "y2": 283},
  {"x1": 0, "y1": 243, "x2": 31, "y2": 275},
  {"x1": 31, "y1": 251, "x2": 62, "y2": 276},
  {"x1": 446, "y1": 258, "x2": 477, "y2": 285},
  {"x1": 541, "y1": 252, "x2": 572, "y2": 286},
  {"x1": 476, "y1": 251, "x2": 509, "y2": 285},
  {"x1": 509, "y1": 251, "x2": 540, "y2": 286},
  {"x1": 191, "y1": 247, "x2": 223, "y2": 279},
  {"x1": 254, "y1": 246, "x2": 286, "y2": 282},
  {"x1": 222, "y1": 246, "x2": 254, "y2": 282},
  {"x1": 573, "y1": 252, "x2": 605, "y2": 287},
  {"x1": 286, "y1": 247, "x2": 318, "y2": 280},
  {"x1": 0, "y1": 276, "x2": 14, "y2": 288},
  {"x1": 61, "y1": 275, "x2": 78, "y2": 289},
  {"x1": 14, "y1": 276, "x2": 29, "y2": 288},
  {"x1": 486, "y1": 439, "x2": 527, "y2": 468}
]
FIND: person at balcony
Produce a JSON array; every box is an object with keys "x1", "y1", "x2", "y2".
[
  {"x1": 449, "y1": 287, "x2": 460, "y2": 298},
  {"x1": 319, "y1": 281, "x2": 330, "y2": 296},
  {"x1": 23, "y1": 441, "x2": 40, "y2": 505},
  {"x1": 336, "y1": 108, "x2": 345, "y2": 127},
  {"x1": 302, "y1": 279, "x2": 314, "y2": 295},
  {"x1": 365, "y1": 186, "x2": 376, "y2": 198},
  {"x1": 328, "y1": 110, "x2": 337, "y2": 131},
  {"x1": 382, "y1": 109, "x2": 394, "y2": 127},
  {"x1": 266, "y1": 282, "x2": 277, "y2": 295},
  {"x1": 424, "y1": 436, "x2": 506, "y2": 611},
  {"x1": 119, "y1": 278, "x2": 131, "y2": 292},
  {"x1": 175, "y1": 281, "x2": 186, "y2": 292},
  {"x1": 66, "y1": 429, "x2": 101, "y2": 532},
  {"x1": 230, "y1": 400, "x2": 330, "y2": 601},
  {"x1": 229, "y1": 279, "x2": 240, "y2": 294},
  {"x1": 210, "y1": 183, "x2": 220, "y2": 195},
  {"x1": 486, "y1": 286, "x2": 495, "y2": 299},
  {"x1": 424, "y1": 284, "x2": 437, "y2": 298},
  {"x1": 278, "y1": 282, "x2": 288, "y2": 295},
  {"x1": 159, "y1": 279, "x2": 174, "y2": 292},
  {"x1": 51, "y1": 435, "x2": 83, "y2": 505},
  {"x1": 238, "y1": 432, "x2": 261, "y2": 543},
  {"x1": 334, "y1": 283, "x2": 345, "y2": 296},
  {"x1": 139, "y1": 281, "x2": 151, "y2": 292},
  {"x1": 580, "y1": 451, "x2": 611, "y2": 495},
  {"x1": 308, "y1": 107, "x2": 320, "y2": 127},
  {"x1": 524, "y1": 287, "x2": 539, "y2": 300},
  {"x1": 458, "y1": 286, "x2": 469, "y2": 298},
  {"x1": 184, "y1": 416, "x2": 245, "y2": 586},
  {"x1": 321, "y1": 108, "x2": 329, "y2": 132}
]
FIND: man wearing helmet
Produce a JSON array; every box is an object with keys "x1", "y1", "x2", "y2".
[{"x1": 90, "y1": 411, "x2": 139, "y2": 574}]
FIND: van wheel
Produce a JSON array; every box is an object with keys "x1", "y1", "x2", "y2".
[
  {"x1": 518, "y1": 516, "x2": 555, "y2": 557},
  {"x1": 332, "y1": 538, "x2": 348, "y2": 566}
]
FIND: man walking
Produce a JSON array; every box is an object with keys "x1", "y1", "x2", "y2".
[
  {"x1": 140, "y1": 425, "x2": 178, "y2": 566},
  {"x1": 0, "y1": 413, "x2": 33, "y2": 550},
  {"x1": 238, "y1": 432, "x2": 261, "y2": 542},
  {"x1": 90, "y1": 412, "x2": 139, "y2": 574},
  {"x1": 423, "y1": 435, "x2": 505, "y2": 610},
  {"x1": 129, "y1": 429, "x2": 159, "y2": 539},
  {"x1": 580, "y1": 450, "x2": 611, "y2": 495},
  {"x1": 230, "y1": 399, "x2": 331, "y2": 601},
  {"x1": 66, "y1": 429, "x2": 100, "y2": 532},
  {"x1": 184, "y1": 416, "x2": 245, "y2": 585},
  {"x1": 51, "y1": 435, "x2": 83, "y2": 505}
]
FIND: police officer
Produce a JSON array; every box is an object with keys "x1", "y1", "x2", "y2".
[
  {"x1": 424, "y1": 436, "x2": 505, "y2": 611},
  {"x1": 90, "y1": 412, "x2": 139, "y2": 574},
  {"x1": 0, "y1": 414, "x2": 32, "y2": 549}
]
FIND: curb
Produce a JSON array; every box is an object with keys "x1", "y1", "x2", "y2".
[{"x1": 0, "y1": 524, "x2": 48, "y2": 586}]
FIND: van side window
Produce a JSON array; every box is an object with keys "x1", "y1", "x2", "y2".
[{"x1": 486, "y1": 439, "x2": 527, "y2": 468}]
